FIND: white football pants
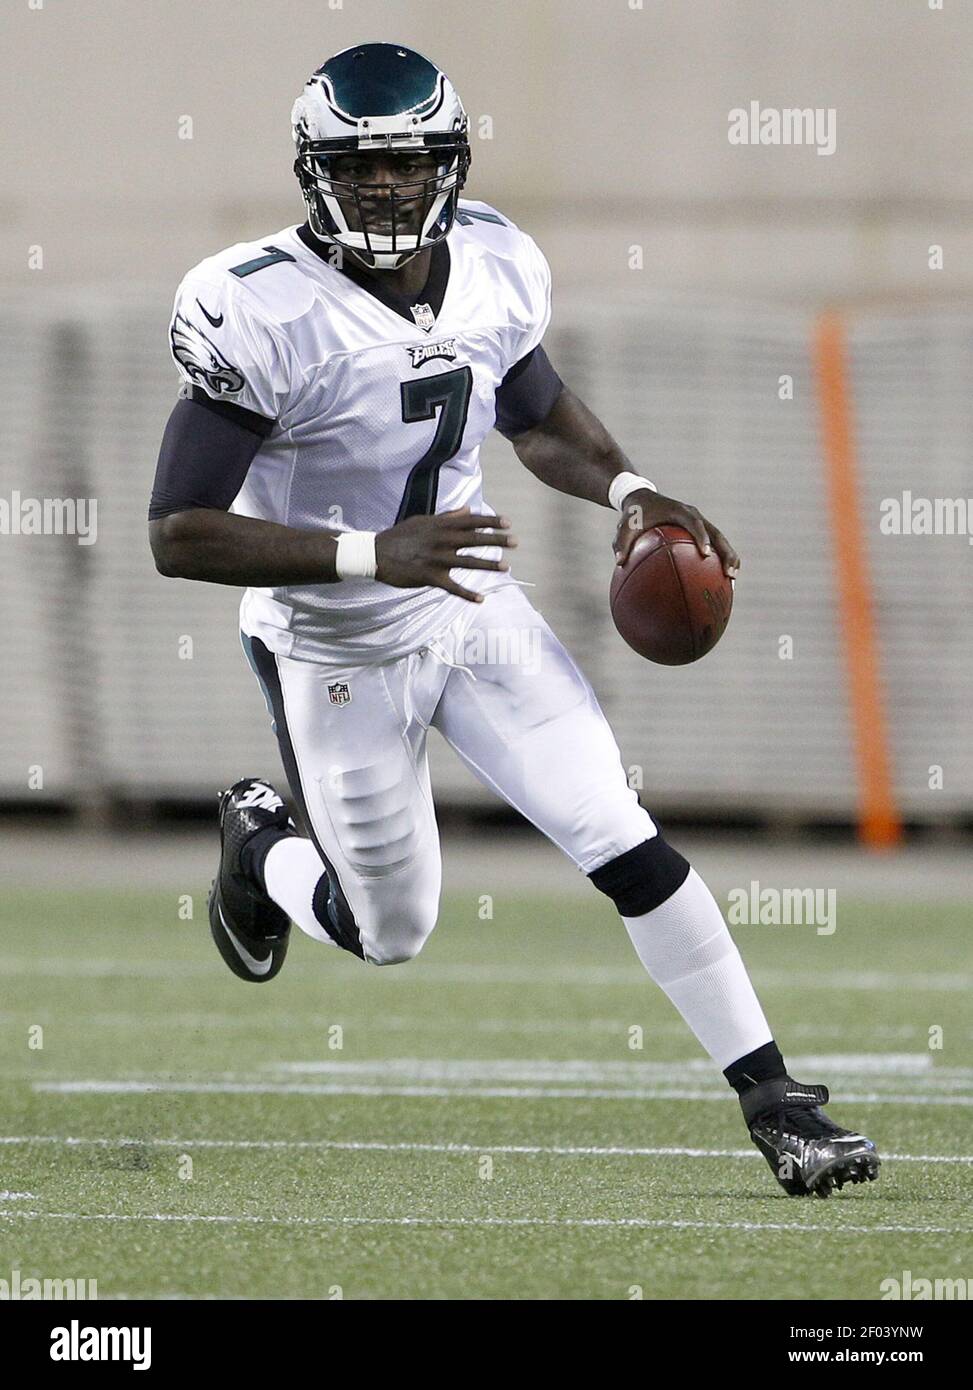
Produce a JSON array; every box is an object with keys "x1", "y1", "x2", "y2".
[{"x1": 243, "y1": 581, "x2": 656, "y2": 965}]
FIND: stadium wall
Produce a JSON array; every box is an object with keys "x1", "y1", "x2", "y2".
[{"x1": 2, "y1": 290, "x2": 970, "y2": 825}]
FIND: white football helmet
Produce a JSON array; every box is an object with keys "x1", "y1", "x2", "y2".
[{"x1": 292, "y1": 43, "x2": 471, "y2": 271}]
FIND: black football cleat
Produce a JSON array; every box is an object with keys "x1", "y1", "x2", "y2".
[
  {"x1": 207, "y1": 777, "x2": 295, "y2": 983},
  {"x1": 741, "y1": 1076, "x2": 881, "y2": 1198}
]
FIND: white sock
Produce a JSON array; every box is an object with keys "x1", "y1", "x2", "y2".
[
  {"x1": 263, "y1": 836, "x2": 338, "y2": 948},
  {"x1": 622, "y1": 868, "x2": 772, "y2": 1069}
]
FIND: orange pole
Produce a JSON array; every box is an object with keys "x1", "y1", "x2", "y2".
[{"x1": 813, "y1": 311, "x2": 902, "y2": 849}]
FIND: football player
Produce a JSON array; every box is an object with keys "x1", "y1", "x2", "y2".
[{"x1": 149, "y1": 43, "x2": 879, "y2": 1198}]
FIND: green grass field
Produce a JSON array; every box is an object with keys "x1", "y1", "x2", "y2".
[{"x1": 1, "y1": 887, "x2": 970, "y2": 1300}]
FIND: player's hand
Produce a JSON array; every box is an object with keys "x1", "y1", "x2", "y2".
[
  {"x1": 612, "y1": 487, "x2": 739, "y2": 579},
  {"x1": 375, "y1": 506, "x2": 517, "y2": 602}
]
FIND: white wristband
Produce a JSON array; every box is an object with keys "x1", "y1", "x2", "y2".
[
  {"x1": 334, "y1": 531, "x2": 378, "y2": 580},
  {"x1": 608, "y1": 471, "x2": 657, "y2": 512}
]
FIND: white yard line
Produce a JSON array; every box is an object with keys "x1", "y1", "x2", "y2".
[
  {"x1": 0, "y1": 1209, "x2": 963, "y2": 1236},
  {"x1": 2, "y1": 957, "x2": 971, "y2": 990},
  {"x1": 0, "y1": 1135, "x2": 970, "y2": 1163},
  {"x1": 0, "y1": 958, "x2": 214, "y2": 978},
  {"x1": 2, "y1": 1011, "x2": 965, "y2": 1042},
  {"x1": 98, "y1": 1292, "x2": 248, "y2": 1301},
  {"x1": 266, "y1": 1054, "x2": 944, "y2": 1079},
  {"x1": 31, "y1": 1079, "x2": 973, "y2": 1105}
]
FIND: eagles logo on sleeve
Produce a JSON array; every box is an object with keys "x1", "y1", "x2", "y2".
[{"x1": 170, "y1": 313, "x2": 246, "y2": 396}]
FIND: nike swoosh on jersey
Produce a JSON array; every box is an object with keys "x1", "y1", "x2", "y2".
[
  {"x1": 196, "y1": 299, "x2": 224, "y2": 329},
  {"x1": 218, "y1": 903, "x2": 273, "y2": 976}
]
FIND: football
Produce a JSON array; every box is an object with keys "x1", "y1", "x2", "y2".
[{"x1": 610, "y1": 524, "x2": 734, "y2": 665}]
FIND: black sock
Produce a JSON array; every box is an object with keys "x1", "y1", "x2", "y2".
[
  {"x1": 240, "y1": 826, "x2": 289, "y2": 891},
  {"x1": 724, "y1": 1041, "x2": 787, "y2": 1096}
]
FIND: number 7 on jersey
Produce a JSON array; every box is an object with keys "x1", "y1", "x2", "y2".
[{"x1": 396, "y1": 367, "x2": 474, "y2": 522}]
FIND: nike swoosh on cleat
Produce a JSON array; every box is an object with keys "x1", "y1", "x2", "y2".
[
  {"x1": 218, "y1": 903, "x2": 273, "y2": 977},
  {"x1": 196, "y1": 299, "x2": 224, "y2": 328}
]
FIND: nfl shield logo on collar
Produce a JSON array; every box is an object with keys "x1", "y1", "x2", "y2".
[
  {"x1": 410, "y1": 302, "x2": 436, "y2": 333},
  {"x1": 328, "y1": 682, "x2": 352, "y2": 707}
]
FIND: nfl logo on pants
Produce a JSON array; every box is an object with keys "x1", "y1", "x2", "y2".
[{"x1": 328, "y1": 682, "x2": 351, "y2": 707}]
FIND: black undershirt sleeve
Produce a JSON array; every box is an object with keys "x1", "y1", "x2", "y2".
[
  {"x1": 151, "y1": 352, "x2": 561, "y2": 521},
  {"x1": 148, "y1": 388, "x2": 274, "y2": 521},
  {"x1": 494, "y1": 345, "x2": 564, "y2": 440}
]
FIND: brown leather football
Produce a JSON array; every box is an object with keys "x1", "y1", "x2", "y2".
[{"x1": 610, "y1": 524, "x2": 733, "y2": 665}]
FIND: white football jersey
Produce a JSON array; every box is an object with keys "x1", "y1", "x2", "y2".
[{"x1": 168, "y1": 200, "x2": 552, "y2": 665}]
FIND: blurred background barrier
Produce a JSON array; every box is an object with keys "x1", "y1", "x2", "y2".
[
  {"x1": 2, "y1": 288, "x2": 970, "y2": 824},
  {"x1": 3, "y1": 0, "x2": 972, "y2": 830}
]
